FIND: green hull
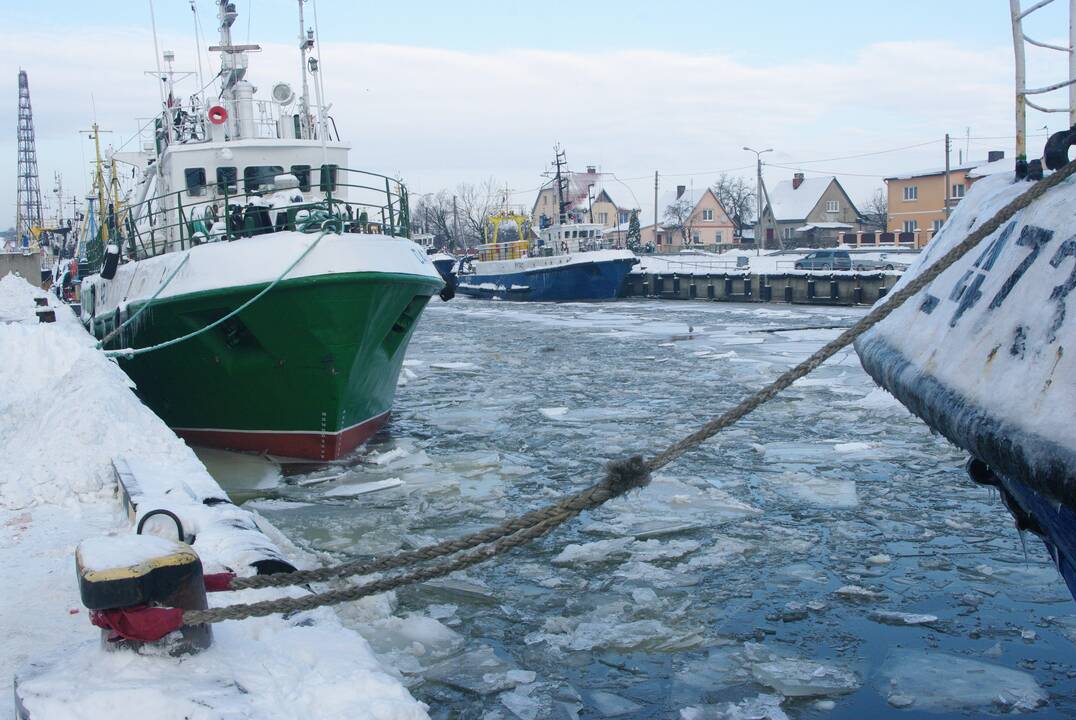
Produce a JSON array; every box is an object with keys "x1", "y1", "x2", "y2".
[{"x1": 92, "y1": 271, "x2": 440, "y2": 460}]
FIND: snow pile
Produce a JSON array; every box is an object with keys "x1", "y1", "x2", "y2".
[
  {"x1": 0, "y1": 276, "x2": 428, "y2": 719},
  {"x1": 0, "y1": 275, "x2": 196, "y2": 509}
]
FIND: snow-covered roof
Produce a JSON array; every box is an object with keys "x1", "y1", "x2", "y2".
[
  {"x1": 765, "y1": 176, "x2": 834, "y2": 222},
  {"x1": 884, "y1": 161, "x2": 982, "y2": 181}
]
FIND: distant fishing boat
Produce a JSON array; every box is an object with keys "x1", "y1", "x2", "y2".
[
  {"x1": 78, "y1": 1, "x2": 442, "y2": 461},
  {"x1": 856, "y1": 0, "x2": 1076, "y2": 598},
  {"x1": 455, "y1": 149, "x2": 637, "y2": 301}
]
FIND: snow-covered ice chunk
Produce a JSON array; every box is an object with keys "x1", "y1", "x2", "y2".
[
  {"x1": 772, "y1": 473, "x2": 858, "y2": 508},
  {"x1": 833, "y1": 585, "x2": 886, "y2": 601},
  {"x1": 681, "y1": 694, "x2": 788, "y2": 720},
  {"x1": 323, "y1": 477, "x2": 403, "y2": 497},
  {"x1": 552, "y1": 537, "x2": 635, "y2": 566},
  {"x1": 833, "y1": 442, "x2": 871, "y2": 454},
  {"x1": 424, "y1": 646, "x2": 528, "y2": 695},
  {"x1": 539, "y1": 407, "x2": 570, "y2": 419},
  {"x1": 878, "y1": 650, "x2": 1047, "y2": 711},
  {"x1": 868, "y1": 610, "x2": 939, "y2": 626},
  {"x1": 587, "y1": 690, "x2": 642, "y2": 717},
  {"x1": 751, "y1": 658, "x2": 860, "y2": 697}
]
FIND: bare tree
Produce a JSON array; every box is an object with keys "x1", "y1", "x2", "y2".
[
  {"x1": 711, "y1": 174, "x2": 756, "y2": 237},
  {"x1": 455, "y1": 178, "x2": 501, "y2": 248},
  {"x1": 862, "y1": 187, "x2": 888, "y2": 230},
  {"x1": 411, "y1": 191, "x2": 455, "y2": 248},
  {"x1": 664, "y1": 197, "x2": 695, "y2": 247}
]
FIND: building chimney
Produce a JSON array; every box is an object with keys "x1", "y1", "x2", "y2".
[
  {"x1": 987, "y1": 150, "x2": 1005, "y2": 163},
  {"x1": 676, "y1": 185, "x2": 686, "y2": 199},
  {"x1": 792, "y1": 173, "x2": 804, "y2": 189},
  {"x1": 586, "y1": 165, "x2": 597, "y2": 174}
]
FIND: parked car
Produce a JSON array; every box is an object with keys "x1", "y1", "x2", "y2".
[
  {"x1": 850, "y1": 253, "x2": 910, "y2": 271},
  {"x1": 794, "y1": 249, "x2": 852, "y2": 271}
]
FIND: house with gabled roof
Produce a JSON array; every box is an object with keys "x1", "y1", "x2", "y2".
[
  {"x1": 530, "y1": 165, "x2": 637, "y2": 232},
  {"x1": 758, "y1": 173, "x2": 863, "y2": 248},
  {"x1": 619, "y1": 185, "x2": 735, "y2": 252}
]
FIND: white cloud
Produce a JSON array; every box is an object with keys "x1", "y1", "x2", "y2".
[{"x1": 1, "y1": 28, "x2": 1062, "y2": 226}]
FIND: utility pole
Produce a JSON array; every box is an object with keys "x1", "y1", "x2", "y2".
[
  {"x1": 653, "y1": 171, "x2": 659, "y2": 248},
  {"x1": 452, "y1": 194, "x2": 459, "y2": 249},
  {"x1": 944, "y1": 133, "x2": 952, "y2": 221},
  {"x1": 744, "y1": 146, "x2": 772, "y2": 249}
]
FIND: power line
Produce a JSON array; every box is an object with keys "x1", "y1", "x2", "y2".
[
  {"x1": 782, "y1": 139, "x2": 941, "y2": 165},
  {"x1": 767, "y1": 163, "x2": 886, "y2": 179}
]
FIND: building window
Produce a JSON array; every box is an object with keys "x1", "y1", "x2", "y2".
[
  {"x1": 826, "y1": 200, "x2": 839, "y2": 213},
  {"x1": 715, "y1": 231, "x2": 723, "y2": 244},
  {"x1": 598, "y1": 212, "x2": 608, "y2": 224},
  {"x1": 783, "y1": 227, "x2": 794, "y2": 240},
  {"x1": 951, "y1": 183, "x2": 966, "y2": 199},
  {"x1": 185, "y1": 167, "x2": 207, "y2": 196},
  {"x1": 903, "y1": 186, "x2": 918, "y2": 201},
  {"x1": 903, "y1": 220, "x2": 918, "y2": 233},
  {"x1": 543, "y1": 195, "x2": 548, "y2": 205},
  {"x1": 702, "y1": 209, "x2": 714, "y2": 221},
  {"x1": 619, "y1": 211, "x2": 628, "y2": 224},
  {"x1": 692, "y1": 232, "x2": 700, "y2": 244},
  {"x1": 933, "y1": 219, "x2": 943, "y2": 232}
]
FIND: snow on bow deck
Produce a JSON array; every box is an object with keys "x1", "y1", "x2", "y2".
[{"x1": 0, "y1": 275, "x2": 426, "y2": 719}]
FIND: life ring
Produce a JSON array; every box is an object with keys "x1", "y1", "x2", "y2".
[{"x1": 208, "y1": 105, "x2": 228, "y2": 125}]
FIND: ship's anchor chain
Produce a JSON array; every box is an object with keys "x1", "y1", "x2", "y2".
[{"x1": 172, "y1": 160, "x2": 1076, "y2": 625}]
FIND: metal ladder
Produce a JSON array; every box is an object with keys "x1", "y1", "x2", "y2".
[{"x1": 1010, "y1": 0, "x2": 1076, "y2": 160}]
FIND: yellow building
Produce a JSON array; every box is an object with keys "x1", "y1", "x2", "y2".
[{"x1": 885, "y1": 151, "x2": 1004, "y2": 244}]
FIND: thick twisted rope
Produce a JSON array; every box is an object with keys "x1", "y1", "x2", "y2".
[
  {"x1": 96, "y1": 253, "x2": 190, "y2": 349},
  {"x1": 185, "y1": 162, "x2": 1076, "y2": 624}
]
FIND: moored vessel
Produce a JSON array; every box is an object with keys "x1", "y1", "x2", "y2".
[
  {"x1": 79, "y1": 1, "x2": 442, "y2": 461},
  {"x1": 455, "y1": 150, "x2": 637, "y2": 301}
]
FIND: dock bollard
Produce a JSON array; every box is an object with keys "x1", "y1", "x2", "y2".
[{"x1": 76, "y1": 534, "x2": 213, "y2": 655}]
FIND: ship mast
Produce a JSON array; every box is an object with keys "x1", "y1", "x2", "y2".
[{"x1": 553, "y1": 146, "x2": 569, "y2": 224}]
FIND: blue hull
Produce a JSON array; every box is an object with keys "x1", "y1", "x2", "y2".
[{"x1": 457, "y1": 257, "x2": 636, "y2": 302}]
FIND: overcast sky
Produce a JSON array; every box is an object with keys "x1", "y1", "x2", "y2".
[{"x1": 3, "y1": 0, "x2": 1071, "y2": 226}]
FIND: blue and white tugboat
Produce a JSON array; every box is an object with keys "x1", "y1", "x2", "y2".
[
  {"x1": 455, "y1": 150, "x2": 637, "y2": 301},
  {"x1": 857, "y1": 1, "x2": 1076, "y2": 599}
]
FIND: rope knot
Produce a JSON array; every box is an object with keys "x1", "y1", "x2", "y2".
[{"x1": 603, "y1": 455, "x2": 651, "y2": 497}]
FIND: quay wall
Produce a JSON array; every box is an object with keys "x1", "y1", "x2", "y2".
[{"x1": 623, "y1": 272, "x2": 896, "y2": 306}]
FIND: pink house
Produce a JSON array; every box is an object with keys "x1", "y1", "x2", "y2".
[{"x1": 629, "y1": 185, "x2": 736, "y2": 251}]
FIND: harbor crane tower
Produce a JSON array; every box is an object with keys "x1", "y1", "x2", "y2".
[{"x1": 16, "y1": 69, "x2": 43, "y2": 247}]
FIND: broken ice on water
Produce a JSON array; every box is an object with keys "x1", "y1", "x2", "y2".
[{"x1": 241, "y1": 300, "x2": 1076, "y2": 718}]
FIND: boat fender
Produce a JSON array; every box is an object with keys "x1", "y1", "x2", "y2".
[
  {"x1": 1027, "y1": 158, "x2": 1044, "y2": 182},
  {"x1": 207, "y1": 105, "x2": 229, "y2": 125},
  {"x1": 1044, "y1": 125, "x2": 1076, "y2": 171},
  {"x1": 439, "y1": 274, "x2": 456, "y2": 302},
  {"x1": 100, "y1": 243, "x2": 120, "y2": 280}
]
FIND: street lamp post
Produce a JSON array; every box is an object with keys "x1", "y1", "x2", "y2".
[{"x1": 744, "y1": 146, "x2": 772, "y2": 250}]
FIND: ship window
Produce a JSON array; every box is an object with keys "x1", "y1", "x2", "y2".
[
  {"x1": 185, "y1": 167, "x2": 207, "y2": 197},
  {"x1": 290, "y1": 165, "x2": 312, "y2": 192},
  {"x1": 319, "y1": 164, "x2": 339, "y2": 192},
  {"x1": 244, "y1": 165, "x2": 284, "y2": 193},
  {"x1": 216, "y1": 166, "x2": 238, "y2": 194}
]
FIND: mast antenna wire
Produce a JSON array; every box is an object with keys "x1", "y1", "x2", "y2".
[
  {"x1": 148, "y1": 0, "x2": 165, "y2": 107},
  {"x1": 312, "y1": 0, "x2": 329, "y2": 132},
  {"x1": 191, "y1": 1, "x2": 206, "y2": 103}
]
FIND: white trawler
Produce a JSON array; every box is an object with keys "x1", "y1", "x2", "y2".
[{"x1": 77, "y1": 0, "x2": 443, "y2": 461}]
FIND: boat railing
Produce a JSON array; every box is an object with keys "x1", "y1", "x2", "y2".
[
  {"x1": 477, "y1": 240, "x2": 529, "y2": 262},
  {"x1": 116, "y1": 166, "x2": 411, "y2": 260}
]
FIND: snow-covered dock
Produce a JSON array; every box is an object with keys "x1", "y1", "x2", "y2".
[{"x1": 0, "y1": 275, "x2": 427, "y2": 719}]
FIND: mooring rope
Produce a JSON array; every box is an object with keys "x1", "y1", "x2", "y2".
[
  {"x1": 182, "y1": 161, "x2": 1076, "y2": 624},
  {"x1": 102, "y1": 222, "x2": 336, "y2": 359}
]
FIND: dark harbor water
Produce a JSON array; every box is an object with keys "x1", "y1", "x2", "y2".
[{"x1": 216, "y1": 299, "x2": 1076, "y2": 719}]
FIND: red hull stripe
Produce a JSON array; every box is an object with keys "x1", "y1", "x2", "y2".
[{"x1": 174, "y1": 411, "x2": 391, "y2": 461}]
